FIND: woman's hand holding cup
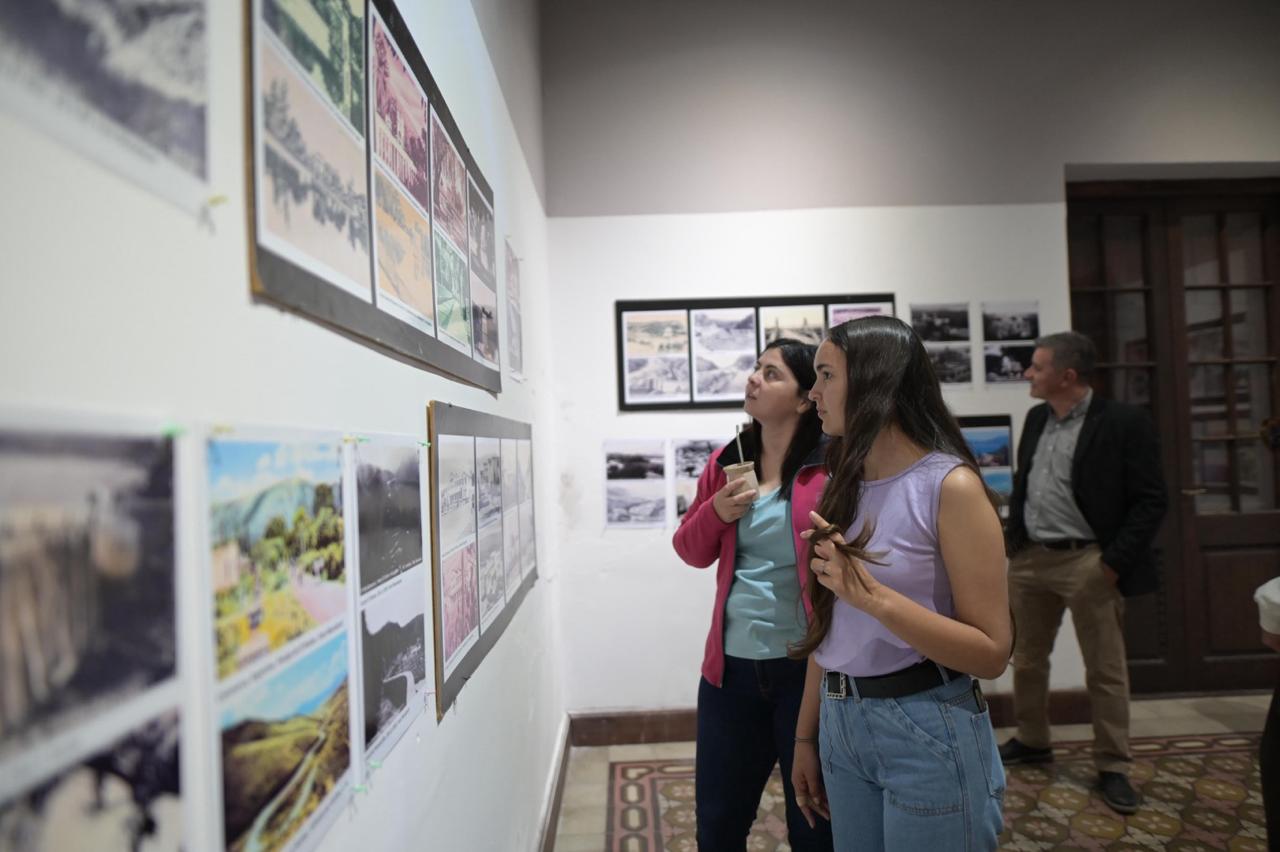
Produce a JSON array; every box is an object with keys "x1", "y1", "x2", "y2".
[{"x1": 712, "y1": 476, "x2": 757, "y2": 523}]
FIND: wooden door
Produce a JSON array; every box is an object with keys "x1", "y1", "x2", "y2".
[{"x1": 1067, "y1": 180, "x2": 1280, "y2": 693}]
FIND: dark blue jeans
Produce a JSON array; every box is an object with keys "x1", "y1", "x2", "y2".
[{"x1": 696, "y1": 655, "x2": 834, "y2": 852}]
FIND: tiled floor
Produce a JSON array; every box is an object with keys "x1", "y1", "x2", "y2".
[{"x1": 551, "y1": 693, "x2": 1272, "y2": 851}]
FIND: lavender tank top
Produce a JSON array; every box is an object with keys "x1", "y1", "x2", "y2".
[{"x1": 813, "y1": 452, "x2": 965, "y2": 678}]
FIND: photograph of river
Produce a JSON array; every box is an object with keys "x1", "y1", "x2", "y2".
[{"x1": 219, "y1": 629, "x2": 350, "y2": 852}]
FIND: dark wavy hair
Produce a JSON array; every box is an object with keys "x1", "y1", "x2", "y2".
[
  {"x1": 743, "y1": 338, "x2": 824, "y2": 499},
  {"x1": 790, "y1": 316, "x2": 994, "y2": 657}
]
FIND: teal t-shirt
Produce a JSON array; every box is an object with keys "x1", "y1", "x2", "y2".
[{"x1": 724, "y1": 490, "x2": 807, "y2": 659}]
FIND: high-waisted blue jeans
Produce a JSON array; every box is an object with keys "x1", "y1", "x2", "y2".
[{"x1": 819, "y1": 670, "x2": 1005, "y2": 851}]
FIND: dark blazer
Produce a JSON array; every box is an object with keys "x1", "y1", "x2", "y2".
[{"x1": 1006, "y1": 395, "x2": 1168, "y2": 597}]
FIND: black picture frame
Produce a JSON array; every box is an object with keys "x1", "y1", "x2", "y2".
[
  {"x1": 614, "y1": 293, "x2": 897, "y2": 412},
  {"x1": 245, "y1": 0, "x2": 501, "y2": 392}
]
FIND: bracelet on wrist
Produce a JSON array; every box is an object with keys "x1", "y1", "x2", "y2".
[{"x1": 794, "y1": 735, "x2": 817, "y2": 743}]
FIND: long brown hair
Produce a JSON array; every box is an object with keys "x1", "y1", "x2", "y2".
[{"x1": 790, "y1": 316, "x2": 995, "y2": 658}]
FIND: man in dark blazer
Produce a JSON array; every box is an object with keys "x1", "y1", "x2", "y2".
[{"x1": 999, "y1": 331, "x2": 1167, "y2": 815}]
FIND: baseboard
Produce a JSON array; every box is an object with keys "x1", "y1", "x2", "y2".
[
  {"x1": 987, "y1": 688, "x2": 1092, "y2": 728},
  {"x1": 568, "y1": 708, "x2": 698, "y2": 747},
  {"x1": 538, "y1": 715, "x2": 572, "y2": 852}
]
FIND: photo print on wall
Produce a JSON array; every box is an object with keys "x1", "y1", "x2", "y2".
[
  {"x1": 605, "y1": 439, "x2": 667, "y2": 528},
  {"x1": 435, "y1": 434, "x2": 479, "y2": 676},
  {"x1": 981, "y1": 301, "x2": 1039, "y2": 383},
  {"x1": 759, "y1": 304, "x2": 825, "y2": 349},
  {"x1": 958, "y1": 415, "x2": 1015, "y2": 516},
  {"x1": 828, "y1": 300, "x2": 895, "y2": 328},
  {"x1": 673, "y1": 438, "x2": 718, "y2": 519},
  {"x1": 913, "y1": 302, "x2": 973, "y2": 385},
  {"x1": 475, "y1": 438, "x2": 505, "y2": 629},
  {"x1": 692, "y1": 307, "x2": 757, "y2": 404},
  {"x1": 622, "y1": 310, "x2": 691, "y2": 405},
  {"x1": 517, "y1": 439, "x2": 536, "y2": 578},
  {"x1": 0, "y1": 0, "x2": 209, "y2": 213},
  {"x1": 500, "y1": 439, "x2": 522, "y2": 597},
  {"x1": 505, "y1": 240, "x2": 525, "y2": 380}
]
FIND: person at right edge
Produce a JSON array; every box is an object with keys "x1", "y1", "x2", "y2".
[{"x1": 1000, "y1": 331, "x2": 1168, "y2": 815}]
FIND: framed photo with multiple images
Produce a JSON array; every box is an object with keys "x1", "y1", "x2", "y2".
[
  {"x1": 957, "y1": 414, "x2": 1015, "y2": 517},
  {"x1": 615, "y1": 294, "x2": 896, "y2": 411},
  {"x1": 246, "y1": 0, "x2": 502, "y2": 392}
]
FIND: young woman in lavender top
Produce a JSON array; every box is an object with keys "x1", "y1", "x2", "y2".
[
  {"x1": 673, "y1": 338, "x2": 833, "y2": 851},
  {"x1": 789, "y1": 317, "x2": 1012, "y2": 851}
]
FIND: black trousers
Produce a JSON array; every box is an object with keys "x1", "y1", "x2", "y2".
[
  {"x1": 1263, "y1": 676, "x2": 1280, "y2": 851},
  {"x1": 695, "y1": 655, "x2": 833, "y2": 852}
]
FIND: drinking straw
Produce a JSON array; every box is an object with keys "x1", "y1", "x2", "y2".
[{"x1": 735, "y1": 422, "x2": 744, "y2": 461}]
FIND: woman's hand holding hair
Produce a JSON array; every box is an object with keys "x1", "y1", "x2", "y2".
[
  {"x1": 802, "y1": 511, "x2": 889, "y2": 616},
  {"x1": 711, "y1": 477, "x2": 757, "y2": 523}
]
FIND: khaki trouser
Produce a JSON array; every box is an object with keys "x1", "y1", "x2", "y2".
[{"x1": 1009, "y1": 543, "x2": 1132, "y2": 775}]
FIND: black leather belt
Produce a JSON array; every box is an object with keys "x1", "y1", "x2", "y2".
[
  {"x1": 1038, "y1": 539, "x2": 1096, "y2": 551},
  {"x1": 824, "y1": 660, "x2": 964, "y2": 700}
]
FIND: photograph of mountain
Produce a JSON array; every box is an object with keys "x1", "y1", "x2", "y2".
[
  {"x1": 435, "y1": 435, "x2": 475, "y2": 553},
  {"x1": 258, "y1": 36, "x2": 370, "y2": 298},
  {"x1": 373, "y1": 166, "x2": 434, "y2": 329},
  {"x1": 961, "y1": 425, "x2": 1012, "y2": 468},
  {"x1": 476, "y1": 521, "x2": 504, "y2": 629},
  {"x1": 207, "y1": 438, "x2": 345, "y2": 681},
  {"x1": 355, "y1": 441, "x2": 423, "y2": 594},
  {"x1": 505, "y1": 240, "x2": 524, "y2": 377},
  {"x1": 440, "y1": 542, "x2": 478, "y2": 672},
  {"x1": 433, "y1": 228, "x2": 471, "y2": 353},
  {"x1": 468, "y1": 180, "x2": 496, "y2": 287},
  {"x1": 0, "y1": 1, "x2": 208, "y2": 201},
  {"x1": 692, "y1": 308, "x2": 755, "y2": 403},
  {"x1": 0, "y1": 708, "x2": 181, "y2": 852},
  {"x1": 0, "y1": 428, "x2": 175, "y2": 760},
  {"x1": 219, "y1": 630, "x2": 350, "y2": 852},
  {"x1": 430, "y1": 111, "x2": 467, "y2": 252},
  {"x1": 262, "y1": 0, "x2": 364, "y2": 135},
  {"x1": 371, "y1": 12, "x2": 428, "y2": 210},
  {"x1": 360, "y1": 564, "x2": 427, "y2": 755}
]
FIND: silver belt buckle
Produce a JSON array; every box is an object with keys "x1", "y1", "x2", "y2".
[{"x1": 824, "y1": 671, "x2": 848, "y2": 699}]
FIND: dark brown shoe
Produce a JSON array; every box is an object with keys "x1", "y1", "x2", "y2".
[
  {"x1": 998, "y1": 737, "x2": 1054, "y2": 765},
  {"x1": 1097, "y1": 771, "x2": 1141, "y2": 814}
]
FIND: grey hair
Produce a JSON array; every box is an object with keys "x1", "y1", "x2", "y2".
[{"x1": 1035, "y1": 331, "x2": 1097, "y2": 380}]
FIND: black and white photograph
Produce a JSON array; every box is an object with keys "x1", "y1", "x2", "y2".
[
  {"x1": 926, "y1": 343, "x2": 973, "y2": 384},
  {"x1": 356, "y1": 442, "x2": 424, "y2": 595},
  {"x1": 468, "y1": 179, "x2": 497, "y2": 287},
  {"x1": 981, "y1": 301, "x2": 1040, "y2": 342},
  {"x1": 0, "y1": 708, "x2": 182, "y2": 852},
  {"x1": 694, "y1": 351, "x2": 756, "y2": 402},
  {"x1": 505, "y1": 240, "x2": 525, "y2": 379},
  {"x1": 476, "y1": 521, "x2": 505, "y2": 629},
  {"x1": 517, "y1": 439, "x2": 535, "y2": 576},
  {"x1": 828, "y1": 301, "x2": 894, "y2": 328},
  {"x1": 361, "y1": 563, "x2": 428, "y2": 756},
  {"x1": 673, "y1": 438, "x2": 716, "y2": 518},
  {"x1": 984, "y1": 343, "x2": 1035, "y2": 382},
  {"x1": 759, "y1": 304, "x2": 824, "y2": 348},
  {"x1": 692, "y1": 307, "x2": 755, "y2": 352},
  {"x1": 502, "y1": 506, "x2": 521, "y2": 599},
  {"x1": 605, "y1": 440, "x2": 667, "y2": 528},
  {"x1": 436, "y1": 435, "x2": 476, "y2": 553},
  {"x1": 911, "y1": 303, "x2": 970, "y2": 342},
  {"x1": 476, "y1": 437, "x2": 502, "y2": 529},
  {"x1": 626, "y1": 357, "x2": 691, "y2": 405},
  {"x1": 622, "y1": 310, "x2": 690, "y2": 404},
  {"x1": 692, "y1": 307, "x2": 756, "y2": 403},
  {"x1": 0, "y1": 428, "x2": 176, "y2": 761},
  {"x1": 0, "y1": 0, "x2": 208, "y2": 212}
]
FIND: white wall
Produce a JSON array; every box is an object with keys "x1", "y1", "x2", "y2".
[
  {"x1": 548, "y1": 203, "x2": 1091, "y2": 711},
  {"x1": 0, "y1": 1, "x2": 563, "y2": 849}
]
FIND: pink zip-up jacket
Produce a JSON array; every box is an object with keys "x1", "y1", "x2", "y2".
[{"x1": 673, "y1": 439, "x2": 828, "y2": 687}]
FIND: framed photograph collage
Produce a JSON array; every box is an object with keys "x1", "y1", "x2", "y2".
[
  {"x1": 247, "y1": 0, "x2": 502, "y2": 391},
  {"x1": 428, "y1": 403, "x2": 537, "y2": 716},
  {"x1": 0, "y1": 408, "x2": 538, "y2": 851},
  {"x1": 616, "y1": 294, "x2": 896, "y2": 411}
]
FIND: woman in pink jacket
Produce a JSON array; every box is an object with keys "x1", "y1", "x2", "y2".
[{"x1": 673, "y1": 337, "x2": 832, "y2": 851}]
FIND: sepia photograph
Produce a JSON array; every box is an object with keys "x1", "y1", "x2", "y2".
[
  {"x1": 476, "y1": 521, "x2": 505, "y2": 629},
  {"x1": 625, "y1": 356, "x2": 690, "y2": 404},
  {"x1": 371, "y1": 13, "x2": 428, "y2": 210},
  {"x1": 961, "y1": 425, "x2": 1012, "y2": 468},
  {"x1": 828, "y1": 301, "x2": 894, "y2": 328},
  {"x1": 505, "y1": 241, "x2": 524, "y2": 377},
  {"x1": 606, "y1": 480, "x2": 666, "y2": 528},
  {"x1": 475, "y1": 438, "x2": 502, "y2": 528},
  {"x1": 207, "y1": 437, "x2": 346, "y2": 681},
  {"x1": 912, "y1": 303, "x2": 970, "y2": 342},
  {"x1": 984, "y1": 343, "x2": 1034, "y2": 382},
  {"x1": 219, "y1": 629, "x2": 350, "y2": 852},
  {"x1": 982, "y1": 301, "x2": 1040, "y2": 342},
  {"x1": 0, "y1": 708, "x2": 182, "y2": 852},
  {"x1": 361, "y1": 565, "x2": 427, "y2": 754},
  {"x1": 0, "y1": 429, "x2": 176, "y2": 760},
  {"x1": 926, "y1": 343, "x2": 972, "y2": 384},
  {"x1": 263, "y1": 0, "x2": 364, "y2": 135},
  {"x1": 468, "y1": 180, "x2": 497, "y2": 287},
  {"x1": 502, "y1": 506, "x2": 521, "y2": 600},
  {"x1": 440, "y1": 542, "x2": 479, "y2": 672},
  {"x1": 436, "y1": 434, "x2": 476, "y2": 553},
  {"x1": 355, "y1": 441, "x2": 423, "y2": 595},
  {"x1": 0, "y1": 0, "x2": 208, "y2": 209},
  {"x1": 605, "y1": 440, "x2": 665, "y2": 480},
  {"x1": 434, "y1": 228, "x2": 472, "y2": 353},
  {"x1": 258, "y1": 37, "x2": 371, "y2": 297},
  {"x1": 471, "y1": 275, "x2": 500, "y2": 368},
  {"x1": 373, "y1": 166, "x2": 435, "y2": 329},
  {"x1": 623, "y1": 310, "x2": 689, "y2": 357},
  {"x1": 759, "y1": 304, "x2": 824, "y2": 348},
  {"x1": 430, "y1": 111, "x2": 468, "y2": 252}
]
